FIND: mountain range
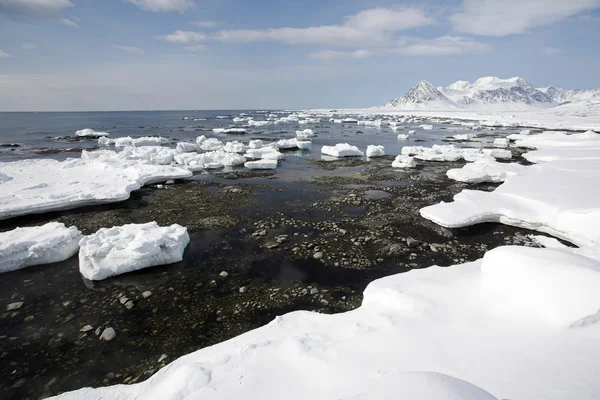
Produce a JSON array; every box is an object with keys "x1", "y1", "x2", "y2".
[{"x1": 383, "y1": 77, "x2": 600, "y2": 110}]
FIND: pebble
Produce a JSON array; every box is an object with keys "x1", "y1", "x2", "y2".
[
  {"x1": 165, "y1": 180, "x2": 175, "y2": 184},
  {"x1": 407, "y1": 237, "x2": 420, "y2": 248},
  {"x1": 124, "y1": 300, "x2": 135, "y2": 310},
  {"x1": 313, "y1": 251, "x2": 324, "y2": 260},
  {"x1": 265, "y1": 242, "x2": 279, "y2": 249},
  {"x1": 310, "y1": 288, "x2": 320, "y2": 295},
  {"x1": 100, "y1": 327, "x2": 116, "y2": 342},
  {"x1": 219, "y1": 271, "x2": 229, "y2": 278},
  {"x1": 158, "y1": 354, "x2": 168, "y2": 363},
  {"x1": 239, "y1": 286, "x2": 247, "y2": 293},
  {"x1": 80, "y1": 325, "x2": 94, "y2": 333},
  {"x1": 142, "y1": 291, "x2": 152, "y2": 299},
  {"x1": 6, "y1": 302, "x2": 23, "y2": 311}
]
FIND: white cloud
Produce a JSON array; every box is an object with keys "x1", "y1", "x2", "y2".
[
  {"x1": 310, "y1": 49, "x2": 371, "y2": 61},
  {"x1": 60, "y1": 17, "x2": 79, "y2": 27},
  {"x1": 126, "y1": 0, "x2": 194, "y2": 13},
  {"x1": 112, "y1": 45, "x2": 144, "y2": 54},
  {"x1": 310, "y1": 36, "x2": 490, "y2": 62},
  {"x1": 543, "y1": 47, "x2": 562, "y2": 56},
  {"x1": 450, "y1": 0, "x2": 600, "y2": 36},
  {"x1": 194, "y1": 20, "x2": 217, "y2": 28},
  {"x1": 392, "y1": 36, "x2": 491, "y2": 56},
  {"x1": 0, "y1": 50, "x2": 11, "y2": 59},
  {"x1": 344, "y1": 7, "x2": 435, "y2": 31},
  {"x1": 161, "y1": 30, "x2": 207, "y2": 43},
  {"x1": 0, "y1": 0, "x2": 72, "y2": 19},
  {"x1": 22, "y1": 43, "x2": 36, "y2": 49},
  {"x1": 211, "y1": 7, "x2": 434, "y2": 47}
]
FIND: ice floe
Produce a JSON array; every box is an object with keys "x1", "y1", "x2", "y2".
[
  {"x1": 0, "y1": 222, "x2": 82, "y2": 273},
  {"x1": 422, "y1": 130, "x2": 600, "y2": 247},
  {"x1": 199, "y1": 138, "x2": 224, "y2": 151},
  {"x1": 75, "y1": 129, "x2": 109, "y2": 138},
  {"x1": 321, "y1": 144, "x2": 364, "y2": 157},
  {"x1": 244, "y1": 160, "x2": 278, "y2": 170},
  {"x1": 446, "y1": 159, "x2": 526, "y2": 183},
  {"x1": 213, "y1": 128, "x2": 247, "y2": 134},
  {"x1": 402, "y1": 145, "x2": 511, "y2": 162},
  {"x1": 174, "y1": 150, "x2": 246, "y2": 171},
  {"x1": 366, "y1": 145, "x2": 385, "y2": 157},
  {"x1": 391, "y1": 155, "x2": 417, "y2": 168},
  {"x1": 99, "y1": 136, "x2": 169, "y2": 147},
  {"x1": 0, "y1": 157, "x2": 191, "y2": 220},
  {"x1": 296, "y1": 129, "x2": 315, "y2": 140},
  {"x1": 277, "y1": 138, "x2": 311, "y2": 150},
  {"x1": 79, "y1": 222, "x2": 190, "y2": 281},
  {"x1": 176, "y1": 142, "x2": 198, "y2": 153}
]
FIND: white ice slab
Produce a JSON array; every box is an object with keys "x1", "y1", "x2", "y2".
[
  {"x1": 391, "y1": 155, "x2": 417, "y2": 168},
  {"x1": 366, "y1": 145, "x2": 385, "y2": 157},
  {"x1": 79, "y1": 222, "x2": 190, "y2": 281},
  {"x1": 321, "y1": 143, "x2": 364, "y2": 157},
  {"x1": 244, "y1": 160, "x2": 278, "y2": 170},
  {"x1": 0, "y1": 157, "x2": 192, "y2": 220},
  {"x1": 447, "y1": 159, "x2": 526, "y2": 183},
  {"x1": 0, "y1": 222, "x2": 82, "y2": 273},
  {"x1": 296, "y1": 129, "x2": 315, "y2": 140},
  {"x1": 176, "y1": 142, "x2": 198, "y2": 153},
  {"x1": 174, "y1": 150, "x2": 246, "y2": 171},
  {"x1": 98, "y1": 136, "x2": 168, "y2": 147},
  {"x1": 75, "y1": 129, "x2": 109, "y2": 137}
]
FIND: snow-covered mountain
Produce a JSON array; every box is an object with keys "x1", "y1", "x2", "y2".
[
  {"x1": 384, "y1": 80, "x2": 459, "y2": 109},
  {"x1": 384, "y1": 76, "x2": 599, "y2": 110},
  {"x1": 538, "y1": 86, "x2": 600, "y2": 104}
]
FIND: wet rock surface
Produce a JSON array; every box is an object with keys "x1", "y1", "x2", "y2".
[{"x1": 0, "y1": 155, "x2": 549, "y2": 399}]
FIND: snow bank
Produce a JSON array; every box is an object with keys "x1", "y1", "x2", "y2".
[
  {"x1": 0, "y1": 157, "x2": 192, "y2": 220},
  {"x1": 52, "y1": 244, "x2": 600, "y2": 400},
  {"x1": 244, "y1": 160, "x2": 278, "y2": 170},
  {"x1": 79, "y1": 222, "x2": 189, "y2": 281},
  {"x1": 75, "y1": 129, "x2": 109, "y2": 137},
  {"x1": 0, "y1": 222, "x2": 82, "y2": 273},
  {"x1": 447, "y1": 159, "x2": 526, "y2": 183},
  {"x1": 99, "y1": 136, "x2": 168, "y2": 147},
  {"x1": 391, "y1": 155, "x2": 417, "y2": 168},
  {"x1": 321, "y1": 144, "x2": 364, "y2": 157},
  {"x1": 366, "y1": 145, "x2": 385, "y2": 157}
]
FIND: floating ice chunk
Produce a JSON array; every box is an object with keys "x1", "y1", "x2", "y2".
[
  {"x1": 332, "y1": 119, "x2": 343, "y2": 123},
  {"x1": 342, "y1": 118, "x2": 358, "y2": 123},
  {"x1": 366, "y1": 145, "x2": 385, "y2": 157},
  {"x1": 199, "y1": 138, "x2": 224, "y2": 151},
  {"x1": 76, "y1": 129, "x2": 109, "y2": 137},
  {"x1": 358, "y1": 120, "x2": 383, "y2": 127},
  {"x1": 248, "y1": 120, "x2": 271, "y2": 127},
  {"x1": 244, "y1": 147, "x2": 280, "y2": 159},
  {"x1": 223, "y1": 141, "x2": 248, "y2": 154},
  {"x1": 391, "y1": 155, "x2": 417, "y2": 168},
  {"x1": 321, "y1": 143, "x2": 364, "y2": 157},
  {"x1": 277, "y1": 138, "x2": 311, "y2": 150},
  {"x1": 79, "y1": 222, "x2": 190, "y2": 281},
  {"x1": 212, "y1": 128, "x2": 247, "y2": 134},
  {"x1": 248, "y1": 140, "x2": 264, "y2": 149},
  {"x1": 0, "y1": 157, "x2": 191, "y2": 220},
  {"x1": 118, "y1": 146, "x2": 177, "y2": 165},
  {"x1": 260, "y1": 151, "x2": 284, "y2": 160},
  {"x1": 408, "y1": 130, "x2": 416, "y2": 134},
  {"x1": 447, "y1": 159, "x2": 525, "y2": 183},
  {"x1": 420, "y1": 124, "x2": 433, "y2": 130},
  {"x1": 493, "y1": 138, "x2": 509, "y2": 147},
  {"x1": 397, "y1": 134, "x2": 409, "y2": 140},
  {"x1": 244, "y1": 160, "x2": 278, "y2": 170},
  {"x1": 298, "y1": 118, "x2": 320, "y2": 124},
  {"x1": 196, "y1": 135, "x2": 207, "y2": 145},
  {"x1": 233, "y1": 117, "x2": 246, "y2": 123},
  {"x1": 176, "y1": 142, "x2": 198, "y2": 153},
  {"x1": 296, "y1": 129, "x2": 314, "y2": 140},
  {"x1": 452, "y1": 134, "x2": 475, "y2": 141},
  {"x1": 99, "y1": 136, "x2": 168, "y2": 147},
  {"x1": 520, "y1": 129, "x2": 531, "y2": 135},
  {"x1": 175, "y1": 150, "x2": 246, "y2": 171},
  {"x1": 0, "y1": 222, "x2": 82, "y2": 273}
]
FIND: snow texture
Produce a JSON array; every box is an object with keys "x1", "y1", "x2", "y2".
[
  {"x1": 79, "y1": 222, "x2": 190, "y2": 281},
  {"x1": 0, "y1": 222, "x2": 82, "y2": 273}
]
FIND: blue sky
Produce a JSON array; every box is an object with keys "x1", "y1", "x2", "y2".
[{"x1": 0, "y1": 0, "x2": 599, "y2": 111}]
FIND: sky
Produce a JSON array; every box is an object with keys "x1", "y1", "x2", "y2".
[{"x1": 0, "y1": 0, "x2": 599, "y2": 111}]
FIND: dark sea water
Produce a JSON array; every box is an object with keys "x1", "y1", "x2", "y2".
[{"x1": 0, "y1": 110, "x2": 503, "y2": 164}]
